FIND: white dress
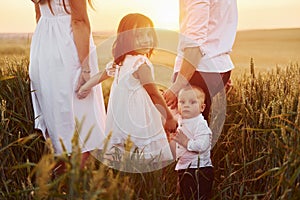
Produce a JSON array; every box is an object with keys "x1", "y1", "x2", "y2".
[
  {"x1": 104, "y1": 55, "x2": 173, "y2": 170},
  {"x1": 29, "y1": 0, "x2": 106, "y2": 155}
]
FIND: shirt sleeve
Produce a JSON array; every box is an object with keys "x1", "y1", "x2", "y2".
[
  {"x1": 179, "y1": 0, "x2": 210, "y2": 53},
  {"x1": 187, "y1": 133, "x2": 211, "y2": 153},
  {"x1": 105, "y1": 61, "x2": 117, "y2": 77}
]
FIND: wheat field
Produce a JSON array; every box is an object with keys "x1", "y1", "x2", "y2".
[{"x1": 0, "y1": 29, "x2": 299, "y2": 199}]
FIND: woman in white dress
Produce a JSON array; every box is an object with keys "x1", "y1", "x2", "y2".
[
  {"x1": 29, "y1": 0, "x2": 106, "y2": 169},
  {"x1": 77, "y1": 13, "x2": 177, "y2": 172}
]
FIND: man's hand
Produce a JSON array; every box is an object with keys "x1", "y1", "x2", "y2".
[{"x1": 163, "y1": 89, "x2": 178, "y2": 109}]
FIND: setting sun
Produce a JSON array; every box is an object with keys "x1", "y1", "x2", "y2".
[
  {"x1": 147, "y1": 1, "x2": 179, "y2": 31},
  {"x1": 89, "y1": 0, "x2": 179, "y2": 32}
]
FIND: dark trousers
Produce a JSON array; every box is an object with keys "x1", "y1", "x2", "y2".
[
  {"x1": 178, "y1": 167, "x2": 214, "y2": 200},
  {"x1": 174, "y1": 71, "x2": 231, "y2": 121}
]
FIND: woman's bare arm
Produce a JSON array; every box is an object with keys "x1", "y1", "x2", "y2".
[
  {"x1": 34, "y1": 3, "x2": 41, "y2": 23},
  {"x1": 69, "y1": 0, "x2": 90, "y2": 69}
]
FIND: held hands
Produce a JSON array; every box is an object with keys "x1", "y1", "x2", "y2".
[
  {"x1": 164, "y1": 117, "x2": 178, "y2": 134},
  {"x1": 76, "y1": 70, "x2": 91, "y2": 99},
  {"x1": 76, "y1": 81, "x2": 92, "y2": 99}
]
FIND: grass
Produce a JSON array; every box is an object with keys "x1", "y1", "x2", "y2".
[
  {"x1": 212, "y1": 63, "x2": 300, "y2": 199},
  {"x1": 1, "y1": 29, "x2": 300, "y2": 199}
]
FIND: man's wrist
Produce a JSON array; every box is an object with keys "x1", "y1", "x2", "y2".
[
  {"x1": 169, "y1": 83, "x2": 181, "y2": 95},
  {"x1": 170, "y1": 74, "x2": 189, "y2": 94}
]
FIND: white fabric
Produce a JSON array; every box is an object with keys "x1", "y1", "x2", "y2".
[
  {"x1": 105, "y1": 61, "x2": 119, "y2": 77},
  {"x1": 105, "y1": 55, "x2": 173, "y2": 161},
  {"x1": 175, "y1": 114, "x2": 212, "y2": 170},
  {"x1": 174, "y1": 0, "x2": 238, "y2": 73},
  {"x1": 29, "y1": 0, "x2": 106, "y2": 155}
]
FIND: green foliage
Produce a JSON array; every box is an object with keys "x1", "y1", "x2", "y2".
[
  {"x1": 0, "y1": 57, "x2": 45, "y2": 199},
  {"x1": 212, "y1": 63, "x2": 300, "y2": 199},
  {"x1": 0, "y1": 56, "x2": 300, "y2": 199}
]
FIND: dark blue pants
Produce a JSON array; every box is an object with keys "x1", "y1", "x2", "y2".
[{"x1": 178, "y1": 167, "x2": 214, "y2": 200}]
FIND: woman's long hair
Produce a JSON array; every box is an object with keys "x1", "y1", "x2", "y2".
[
  {"x1": 38, "y1": 0, "x2": 93, "y2": 15},
  {"x1": 112, "y1": 13, "x2": 158, "y2": 65}
]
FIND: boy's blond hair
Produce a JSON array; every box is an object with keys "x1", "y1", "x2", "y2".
[{"x1": 178, "y1": 85, "x2": 206, "y2": 102}]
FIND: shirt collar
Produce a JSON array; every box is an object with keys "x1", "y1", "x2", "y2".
[{"x1": 179, "y1": 113, "x2": 204, "y2": 126}]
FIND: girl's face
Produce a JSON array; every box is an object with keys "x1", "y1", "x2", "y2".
[
  {"x1": 178, "y1": 89, "x2": 206, "y2": 119},
  {"x1": 133, "y1": 25, "x2": 154, "y2": 55}
]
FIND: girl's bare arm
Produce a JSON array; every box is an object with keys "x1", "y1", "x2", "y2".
[
  {"x1": 77, "y1": 70, "x2": 110, "y2": 99},
  {"x1": 137, "y1": 64, "x2": 177, "y2": 132}
]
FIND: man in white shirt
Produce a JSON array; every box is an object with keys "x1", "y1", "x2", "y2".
[{"x1": 164, "y1": 0, "x2": 238, "y2": 122}]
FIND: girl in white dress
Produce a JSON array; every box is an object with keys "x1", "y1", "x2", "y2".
[
  {"x1": 29, "y1": 0, "x2": 106, "y2": 169},
  {"x1": 77, "y1": 13, "x2": 177, "y2": 172}
]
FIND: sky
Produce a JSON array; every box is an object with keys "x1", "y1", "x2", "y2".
[{"x1": 0, "y1": 0, "x2": 300, "y2": 33}]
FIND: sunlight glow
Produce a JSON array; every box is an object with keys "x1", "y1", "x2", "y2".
[{"x1": 0, "y1": 0, "x2": 299, "y2": 33}]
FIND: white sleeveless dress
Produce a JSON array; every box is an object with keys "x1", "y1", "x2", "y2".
[
  {"x1": 29, "y1": 0, "x2": 106, "y2": 155},
  {"x1": 105, "y1": 55, "x2": 173, "y2": 167}
]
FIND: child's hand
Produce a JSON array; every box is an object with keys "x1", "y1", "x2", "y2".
[
  {"x1": 76, "y1": 83, "x2": 91, "y2": 99},
  {"x1": 172, "y1": 129, "x2": 189, "y2": 148}
]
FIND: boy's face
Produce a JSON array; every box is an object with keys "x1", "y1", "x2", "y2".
[
  {"x1": 178, "y1": 89, "x2": 206, "y2": 119},
  {"x1": 133, "y1": 26, "x2": 154, "y2": 55}
]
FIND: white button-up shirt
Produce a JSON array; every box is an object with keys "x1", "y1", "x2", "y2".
[
  {"x1": 175, "y1": 114, "x2": 212, "y2": 170},
  {"x1": 174, "y1": 0, "x2": 238, "y2": 73}
]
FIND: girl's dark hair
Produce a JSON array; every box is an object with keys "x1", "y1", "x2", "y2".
[
  {"x1": 39, "y1": 0, "x2": 94, "y2": 15},
  {"x1": 112, "y1": 13, "x2": 158, "y2": 65}
]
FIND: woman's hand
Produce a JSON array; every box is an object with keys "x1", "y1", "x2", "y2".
[
  {"x1": 76, "y1": 70, "x2": 91, "y2": 99},
  {"x1": 76, "y1": 82, "x2": 91, "y2": 99}
]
